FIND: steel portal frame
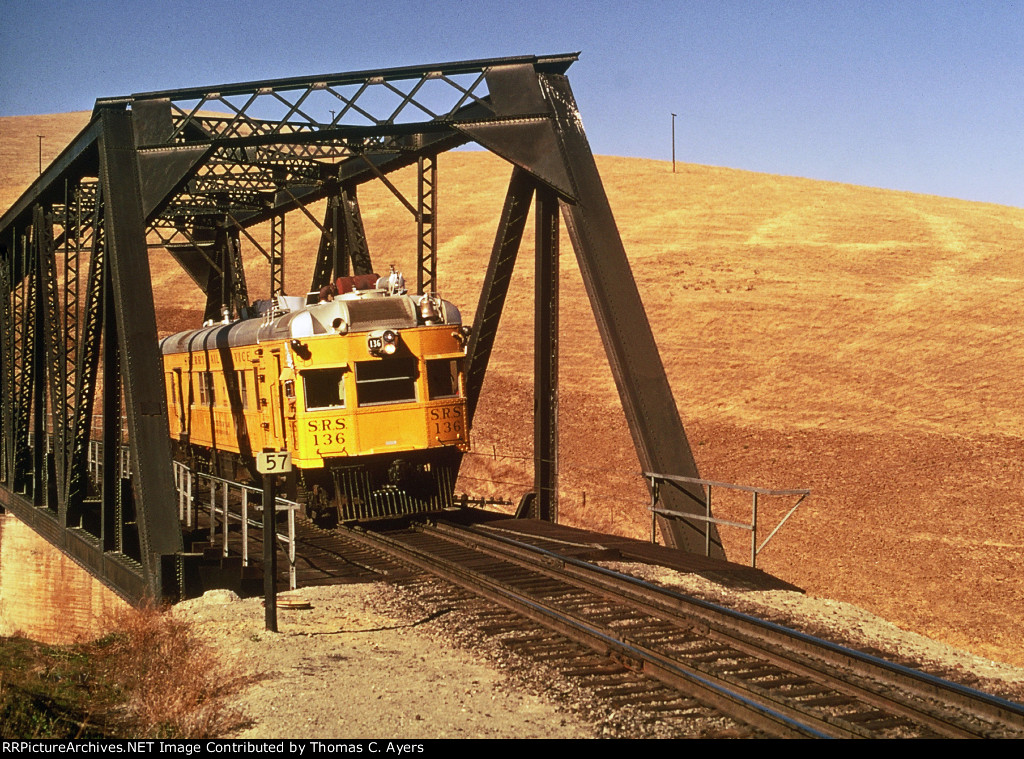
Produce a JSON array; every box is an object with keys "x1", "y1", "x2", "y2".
[{"x1": 0, "y1": 53, "x2": 722, "y2": 604}]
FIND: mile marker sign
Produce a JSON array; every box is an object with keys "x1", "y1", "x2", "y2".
[{"x1": 257, "y1": 451, "x2": 292, "y2": 474}]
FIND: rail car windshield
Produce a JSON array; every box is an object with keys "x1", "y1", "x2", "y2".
[
  {"x1": 302, "y1": 368, "x2": 347, "y2": 410},
  {"x1": 355, "y1": 358, "x2": 418, "y2": 406},
  {"x1": 426, "y1": 358, "x2": 461, "y2": 399}
]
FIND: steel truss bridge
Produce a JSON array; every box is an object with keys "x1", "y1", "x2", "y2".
[{"x1": 0, "y1": 53, "x2": 722, "y2": 603}]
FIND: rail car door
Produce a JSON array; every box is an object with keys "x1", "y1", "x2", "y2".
[
  {"x1": 267, "y1": 350, "x2": 297, "y2": 450},
  {"x1": 247, "y1": 361, "x2": 265, "y2": 452},
  {"x1": 266, "y1": 351, "x2": 283, "y2": 447},
  {"x1": 267, "y1": 350, "x2": 300, "y2": 500},
  {"x1": 279, "y1": 366, "x2": 298, "y2": 449}
]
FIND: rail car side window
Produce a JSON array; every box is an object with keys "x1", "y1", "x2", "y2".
[
  {"x1": 302, "y1": 368, "x2": 347, "y2": 410},
  {"x1": 235, "y1": 370, "x2": 248, "y2": 409},
  {"x1": 166, "y1": 373, "x2": 177, "y2": 415},
  {"x1": 198, "y1": 371, "x2": 216, "y2": 406},
  {"x1": 426, "y1": 359, "x2": 461, "y2": 399},
  {"x1": 355, "y1": 358, "x2": 418, "y2": 406}
]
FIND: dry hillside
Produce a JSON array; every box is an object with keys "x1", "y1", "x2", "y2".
[{"x1": 2, "y1": 112, "x2": 1023, "y2": 669}]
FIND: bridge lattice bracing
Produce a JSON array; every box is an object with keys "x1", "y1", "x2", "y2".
[{"x1": 0, "y1": 54, "x2": 722, "y2": 603}]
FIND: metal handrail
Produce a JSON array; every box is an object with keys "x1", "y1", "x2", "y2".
[
  {"x1": 42, "y1": 435, "x2": 300, "y2": 590},
  {"x1": 644, "y1": 471, "x2": 810, "y2": 569},
  {"x1": 173, "y1": 461, "x2": 298, "y2": 590}
]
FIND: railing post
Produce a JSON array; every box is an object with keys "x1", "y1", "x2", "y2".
[
  {"x1": 222, "y1": 480, "x2": 230, "y2": 557},
  {"x1": 209, "y1": 479, "x2": 216, "y2": 541},
  {"x1": 241, "y1": 489, "x2": 249, "y2": 566},
  {"x1": 288, "y1": 502, "x2": 296, "y2": 591},
  {"x1": 176, "y1": 462, "x2": 184, "y2": 521},
  {"x1": 751, "y1": 491, "x2": 758, "y2": 568},
  {"x1": 186, "y1": 468, "x2": 193, "y2": 528},
  {"x1": 705, "y1": 484, "x2": 712, "y2": 558},
  {"x1": 643, "y1": 470, "x2": 809, "y2": 568},
  {"x1": 649, "y1": 475, "x2": 658, "y2": 544}
]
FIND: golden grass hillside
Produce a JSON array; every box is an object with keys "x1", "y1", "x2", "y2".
[{"x1": 2, "y1": 112, "x2": 1023, "y2": 668}]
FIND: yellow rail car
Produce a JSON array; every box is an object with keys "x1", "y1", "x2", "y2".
[{"x1": 160, "y1": 277, "x2": 470, "y2": 523}]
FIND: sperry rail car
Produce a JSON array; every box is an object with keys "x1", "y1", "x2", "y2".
[{"x1": 160, "y1": 271, "x2": 469, "y2": 523}]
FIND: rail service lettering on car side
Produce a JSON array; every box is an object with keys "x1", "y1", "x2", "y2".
[
  {"x1": 308, "y1": 417, "x2": 347, "y2": 448},
  {"x1": 307, "y1": 418, "x2": 347, "y2": 432},
  {"x1": 429, "y1": 405, "x2": 463, "y2": 436}
]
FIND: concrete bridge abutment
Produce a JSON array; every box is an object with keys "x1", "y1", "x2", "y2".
[{"x1": 0, "y1": 513, "x2": 128, "y2": 644}]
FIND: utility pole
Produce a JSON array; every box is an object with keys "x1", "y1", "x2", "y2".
[{"x1": 670, "y1": 114, "x2": 676, "y2": 173}]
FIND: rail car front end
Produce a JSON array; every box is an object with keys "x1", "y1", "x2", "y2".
[{"x1": 160, "y1": 276, "x2": 470, "y2": 523}]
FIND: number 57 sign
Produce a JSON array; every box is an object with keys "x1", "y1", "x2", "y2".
[{"x1": 256, "y1": 450, "x2": 292, "y2": 474}]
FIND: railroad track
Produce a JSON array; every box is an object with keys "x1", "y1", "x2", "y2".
[
  {"x1": 328, "y1": 519, "x2": 1024, "y2": 739},
  {"x1": 183, "y1": 485, "x2": 1024, "y2": 738}
]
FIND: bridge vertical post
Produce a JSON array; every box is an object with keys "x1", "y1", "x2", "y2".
[
  {"x1": 417, "y1": 155, "x2": 437, "y2": 294},
  {"x1": 535, "y1": 186, "x2": 559, "y2": 523},
  {"x1": 309, "y1": 193, "x2": 341, "y2": 293},
  {"x1": 35, "y1": 203, "x2": 66, "y2": 513},
  {"x1": 96, "y1": 108, "x2": 184, "y2": 597},
  {"x1": 329, "y1": 195, "x2": 342, "y2": 281},
  {"x1": 63, "y1": 197, "x2": 104, "y2": 531},
  {"x1": 30, "y1": 211, "x2": 46, "y2": 507},
  {"x1": 270, "y1": 214, "x2": 285, "y2": 299},
  {"x1": 226, "y1": 227, "x2": 248, "y2": 319},
  {"x1": 341, "y1": 186, "x2": 373, "y2": 277},
  {"x1": 13, "y1": 231, "x2": 37, "y2": 495},
  {"x1": 100, "y1": 266, "x2": 121, "y2": 551},
  {"x1": 205, "y1": 223, "x2": 249, "y2": 322},
  {"x1": 0, "y1": 250, "x2": 10, "y2": 488}
]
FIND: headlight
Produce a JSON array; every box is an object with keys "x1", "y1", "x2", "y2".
[{"x1": 367, "y1": 329, "x2": 399, "y2": 356}]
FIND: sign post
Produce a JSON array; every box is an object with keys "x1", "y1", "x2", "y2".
[{"x1": 257, "y1": 450, "x2": 292, "y2": 632}]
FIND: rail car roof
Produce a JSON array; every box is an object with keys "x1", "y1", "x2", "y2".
[{"x1": 159, "y1": 293, "x2": 461, "y2": 355}]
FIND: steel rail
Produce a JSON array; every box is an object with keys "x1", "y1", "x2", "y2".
[
  {"x1": 411, "y1": 525, "x2": 942, "y2": 737},
  {"x1": 428, "y1": 521, "x2": 1024, "y2": 737},
  {"x1": 340, "y1": 524, "x2": 841, "y2": 738},
  {"x1": 157, "y1": 462, "x2": 1022, "y2": 738}
]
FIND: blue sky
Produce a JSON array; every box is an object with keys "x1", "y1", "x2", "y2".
[{"x1": 2, "y1": 0, "x2": 1022, "y2": 206}]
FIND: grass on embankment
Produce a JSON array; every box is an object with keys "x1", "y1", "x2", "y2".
[{"x1": 0, "y1": 605, "x2": 250, "y2": 739}]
